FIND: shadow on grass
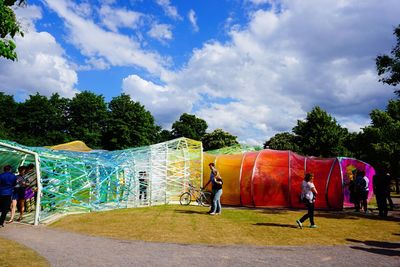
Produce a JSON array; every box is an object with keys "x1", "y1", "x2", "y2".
[
  {"x1": 347, "y1": 238, "x2": 400, "y2": 256},
  {"x1": 254, "y1": 222, "x2": 298, "y2": 229},
  {"x1": 315, "y1": 210, "x2": 400, "y2": 222},
  {"x1": 174, "y1": 210, "x2": 207, "y2": 215}
]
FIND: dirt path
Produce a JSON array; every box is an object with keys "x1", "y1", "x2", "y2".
[{"x1": 0, "y1": 223, "x2": 399, "y2": 267}]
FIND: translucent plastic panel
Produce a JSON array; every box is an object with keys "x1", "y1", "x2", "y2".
[
  {"x1": 240, "y1": 152, "x2": 258, "y2": 207},
  {"x1": 325, "y1": 160, "x2": 343, "y2": 210},
  {"x1": 339, "y1": 158, "x2": 375, "y2": 207},
  {"x1": 289, "y1": 152, "x2": 306, "y2": 209},
  {"x1": 216, "y1": 154, "x2": 242, "y2": 205},
  {"x1": 252, "y1": 150, "x2": 290, "y2": 207},
  {"x1": 305, "y1": 158, "x2": 336, "y2": 209}
]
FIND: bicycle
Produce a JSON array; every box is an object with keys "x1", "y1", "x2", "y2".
[{"x1": 179, "y1": 184, "x2": 212, "y2": 207}]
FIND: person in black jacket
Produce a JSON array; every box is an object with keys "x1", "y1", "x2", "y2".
[{"x1": 373, "y1": 166, "x2": 391, "y2": 217}]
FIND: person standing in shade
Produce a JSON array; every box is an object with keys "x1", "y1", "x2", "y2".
[
  {"x1": 296, "y1": 173, "x2": 318, "y2": 229},
  {"x1": 373, "y1": 167, "x2": 390, "y2": 217},
  {"x1": 8, "y1": 166, "x2": 27, "y2": 223},
  {"x1": 0, "y1": 165, "x2": 16, "y2": 227},
  {"x1": 358, "y1": 170, "x2": 369, "y2": 213},
  {"x1": 203, "y1": 163, "x2": 218, "y2": 214}
]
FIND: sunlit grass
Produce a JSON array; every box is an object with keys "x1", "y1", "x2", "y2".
[
  {"x1": 0, "y1": 237, "x2": 50, "y2": 267},
  {"x1": 49, "y1": 205, "x2": 400, "y2": 246}
]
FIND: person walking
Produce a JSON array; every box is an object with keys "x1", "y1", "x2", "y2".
[
  {"x1": 0, "y1": 165, "x2": 17, "y2": 227},
  {"x1": 296, "y1": 173, "x2": 318, "y2": 229}
]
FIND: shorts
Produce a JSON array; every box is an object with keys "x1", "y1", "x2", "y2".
[
  {"x1": 360, "y1": 191, "x2": 369, "y2": 200},
  {"x1": 11, "y1": 188, "x2": 25, "y2": 201}
]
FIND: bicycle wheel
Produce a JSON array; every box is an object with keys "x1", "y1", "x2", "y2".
[
  {"x1": 179, "y1": 192, "x2": 191, "y2": 205},
  {"x1": 200, "y1": 191, "x2": 212, "y2": 207}
]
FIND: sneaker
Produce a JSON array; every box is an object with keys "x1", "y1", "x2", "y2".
[
  {"x1": 309, "y1": 225, "x2": 318, "y2": 228},
  {"x1": 209, "y1": 212, "x2": 216, "y2": 215},
  {"x1": 296, "y1": 220, "x2": 303, "y2": 229}
]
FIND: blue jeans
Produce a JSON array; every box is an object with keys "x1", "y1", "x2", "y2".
[{"x1": 211, "y1": 189, "x2": 222, "y2": 213}]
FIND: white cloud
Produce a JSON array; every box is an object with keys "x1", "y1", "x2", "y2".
[
  {"x1": 188, "y1": 9, "x2": 199, "y2": 32},
  {"x1": 98, "y1": 5, "x2": 142, "y2": 32},
  {"x1": 155, "y1": 0, "x2": 181, "y2": 20},
  {"x1": 0, "y1": 5, "x2": 78, "y2": 99},
  {"x1": 147, "y1": 23, "x2": 173, "y2": 43},
  {"x1": 122, "y1": 75, "x2": 192, "y2": 124},
  {"x1": 145, "y1": 0, "x2": 398, "y2": 145},
  {"x1": 44, "y1": 0, "x2": 168, "y2": 75}
]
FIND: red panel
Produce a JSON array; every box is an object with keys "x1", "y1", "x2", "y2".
[
  {"x1": 240, "y1": 151, "x2": 258, "y2": 207},
  {"x1": 305, "y1": 158, "x2": 336, "y2": 209},
  {"x1": 326, "y1": 160, "x2": 343, "y2": 210},
  {"x1": 289, "y1": 152, "x2": 306, "y2": 209},
  {"x1": 252, "y1": 150, "x2": 289, "y2": 207}
]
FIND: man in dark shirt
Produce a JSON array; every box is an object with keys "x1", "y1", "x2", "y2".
[{"x1": 0, "y1": 165, "x2": 17, "y2": 226}]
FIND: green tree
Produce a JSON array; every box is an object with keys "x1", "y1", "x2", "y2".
[
  {"x1": 376, "y1": 24, "x2": 400, "y2": 96},
  {"x1": 103, "y1": 93, "x2": 159, "y2": 150},
  {"x1": 0, "y1": 0, "x2": 26, "y2": 61},
  {"x1": 360, "y1": 99, "x2": 400, "y2": 191},
  {"x1": 201, "y1": 128, "x2": 239, "y2": 151},
  {"x1": 171, "y1": 113, "x2": 207, "y2": 141},
  {"x1": 69, "y1": 91, "x2": 108, "y2": 148},
  {"x1": 46, "y1": 93, "x2": 71, "y2": 144},
  {"x1": 0, "y1": 92, "x2": 17, "y2": 139},
  {"x1": 15, "y1": 93, "x2": 54, "y2": 145},
  {"x1": 263, "y1": 132, "x2": 301, "y2": 152},
  {"x1": 293, "y1": 106, "x2": 349, "y2": 157},
  {"x1": 157, "y1": 129, "x2": 173, "y2": 143}
]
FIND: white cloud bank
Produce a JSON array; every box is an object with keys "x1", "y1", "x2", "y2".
[
  {"x1": 0, "y1": 5, "x2": 78, "y2": 99},
  {"x1": 123, "y1": 0, "x2": 399, "y2": 144}
]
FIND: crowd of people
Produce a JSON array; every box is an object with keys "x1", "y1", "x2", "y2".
[{"x1": 0, "y1": 164, "x2": 37, "y2": 227}]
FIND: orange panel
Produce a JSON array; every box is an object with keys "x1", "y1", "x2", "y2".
[
  {"x1": 216, "y1": 154, "x2": 243, "y2": 205},
  {"x1": 252, "y1": 150, "x2": 290, "y2": 207},
  {"x1": 240, "y1": 152, "x2": 259, "y2": 207}
]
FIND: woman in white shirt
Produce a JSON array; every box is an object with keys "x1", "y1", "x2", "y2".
[{"x1": 296, "y1": 173, "x2": 318, "y2": 229}]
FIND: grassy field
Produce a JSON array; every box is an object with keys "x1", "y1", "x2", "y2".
[
  {"x1": 0, "y1": 237, "x2": 50, "y2": 267},
  {"x1": 49, "y1": 204, "x2": 400, "y2": 246}
]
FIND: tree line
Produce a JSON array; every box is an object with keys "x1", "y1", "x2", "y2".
[{"x1": 0, "y1": 91, "x2": 239, "y2": 151}]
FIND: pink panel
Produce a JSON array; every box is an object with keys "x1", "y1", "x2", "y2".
[{"x1": 339, "y1": 158, "x2": 376, "y2": 207}]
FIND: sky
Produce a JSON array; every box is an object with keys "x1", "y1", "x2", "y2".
[{"x1": 0, "y1": 0, "x2": 399, "y2": 145}]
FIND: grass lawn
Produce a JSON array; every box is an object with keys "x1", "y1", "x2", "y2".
[
  {"x1": 0, "y1": 237, "x2": 50, "y2": 267},
  {"x1": 49, "y1": 205, "x2": 400, "y2": 246}
]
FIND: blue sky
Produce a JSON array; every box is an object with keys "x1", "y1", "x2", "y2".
[{"x1": 0, "y1": 0, "x2": 399, "y2": 145}]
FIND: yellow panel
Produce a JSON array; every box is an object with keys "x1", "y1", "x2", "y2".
[
  {"x1": 48, "y1": 141, "x2": 92, "y2": 152},
  {"x1": 215, "y1": 154, "x2": 243, "y2": 205}
]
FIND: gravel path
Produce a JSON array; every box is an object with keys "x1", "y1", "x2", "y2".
[{"x1": 0, "y1": 223, "x2": 399, "y2": 267}]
